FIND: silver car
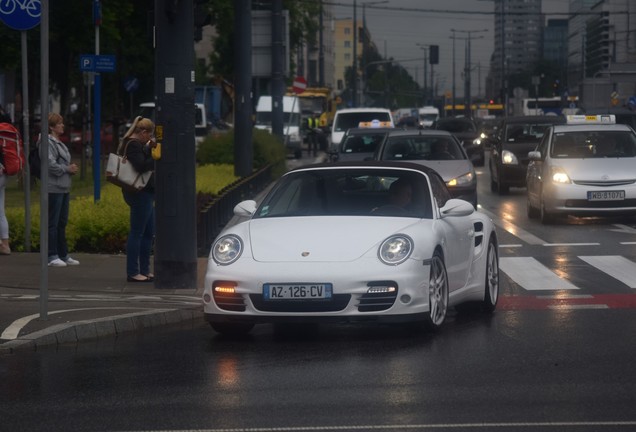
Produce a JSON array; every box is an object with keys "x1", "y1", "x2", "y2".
[
  {"x1": 373, "y1": 129, "x2": 477, "y2": 208},
  {"x1": 526, "y1": 115, "x2": 636, "y2": 223}
]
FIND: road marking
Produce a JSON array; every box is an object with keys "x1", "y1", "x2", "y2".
[
  {"x1": 499, "y1": 244, "x2": 523, "y2": 248},
  {"x1": 499, "y1": 257, "x2": 579, "y2": 291},
  {"x1": 122, "y1": 420, "x2": 636, "y2": 431},
  {"x1": 579, "y1": 255, "x2": 636, "y2": 289},
  {"x1": 479, "y1": 207, "x2": 547, "y2": 245},
  {"x1": 610, "y1": 223, "x2": 636, "y2": 234},
  {"x1": 543, "y1": 243, "x2": 600, "y2": 247}
]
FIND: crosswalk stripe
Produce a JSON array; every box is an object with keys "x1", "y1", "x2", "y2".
[
  {"x1": 499, "y1": 257, "x2": 579, "y2": 291},
  {"x1": 578, "y1": 255, "x2": 636, "y2": 289}
]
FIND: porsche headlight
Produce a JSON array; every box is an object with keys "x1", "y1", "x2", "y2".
[
  {"x1": 550, "y1": 167, "x2": 571, "y2": 184},
  {"x1": 501, "y1": 149, "x2": 519, "y2": 165},
  {"x1": 447, "y1": 171, "x2": 475, "y2": 187},
  {"x1": 211, "y1": 235, "x2": 243, "y2": 265},
  {"x1": 378, "y1": 235, "x2": 413, "y2": 265}
]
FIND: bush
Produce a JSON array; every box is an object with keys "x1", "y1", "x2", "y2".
[
  {"x1": 196, "y1": 127, "x2": 287, "y2": 178},
  {"x1": 5, "y1": 163, "x2": 240, "y2": 254}
]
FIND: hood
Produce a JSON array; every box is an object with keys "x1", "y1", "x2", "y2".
[
  {"x1": 332, "y1": 131, "x2": 345, "y2": 146},
  {"x1": 557, "y1": 158, "x2": 636, "y2": 182},
  {"x1": 407, "y1": 160, "x2": 474, "y2": 182},
  {"x1": 248, "y1": 217, "x2": 420, "y2": 262}
]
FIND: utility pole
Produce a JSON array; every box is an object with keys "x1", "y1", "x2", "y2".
[
  {"x1": 154, "y1": 0, "x2": 197, "y2": 289},
  {"x1": 352, "y1": 0, "x2": 357, "y2": 107},
  {"x1": 452, "y1": 29, "x2": 487, "y2": 117},
  {"x1": 271, "y1": 0, "x2": 284, "y2": 141}
]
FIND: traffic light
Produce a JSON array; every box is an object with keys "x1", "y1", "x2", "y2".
[{"x1": 429, "y1": 45, "x2": 439, "y2": 65}]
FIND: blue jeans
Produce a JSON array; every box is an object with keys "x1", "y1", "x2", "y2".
[
  {"x1": 122, "y1": 189, "x2": 155, "y2": 277},
  {"x1": 48, "y1": 192, "x2": 70, "y2": 261}
]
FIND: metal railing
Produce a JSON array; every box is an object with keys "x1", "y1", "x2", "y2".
[{"x1": 197, "y1": 164, "x2": 273, "y2": 256}]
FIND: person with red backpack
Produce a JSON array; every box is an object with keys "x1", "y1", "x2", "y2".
[{"x1": 0, "y1": 107, "x2": 18, "y2": 255}]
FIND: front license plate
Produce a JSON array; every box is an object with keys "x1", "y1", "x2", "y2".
[
  {"x1": 263, "y1": 283, "x2": 333, "y2": 300},
  {"x1": 587, "y1": 190, "x2": 625, "y2": 201}
]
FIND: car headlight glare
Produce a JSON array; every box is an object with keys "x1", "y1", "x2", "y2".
[
  {"x1": 447, "y1": 171, "x2": 474, "y2": 187},
  {"x1": 211, "y1": 235, "x2": 243, "y2": 265},
  {"x1": 379, "y1": 234, "x2": 413, "y2": 265},
  {"x1": 502, "y1": 150, "x2": 518, "y2": 165},
  {"x1": 473, "y1": 138, "x2": 482, "y2": 146},
  {"x1": 550, "y1": 168, "x2": 571, "y2": 184}
]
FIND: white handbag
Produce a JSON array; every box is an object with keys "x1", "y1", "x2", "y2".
[{"x1": 105, "y1": 141, "x2": 152, "y2": 192}]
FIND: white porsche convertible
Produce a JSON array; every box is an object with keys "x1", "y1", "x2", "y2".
[{"x1": 203, "y1": 161, "x2": 499, "y2": 335}]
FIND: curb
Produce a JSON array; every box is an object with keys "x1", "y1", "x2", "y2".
[{"x1": 0, "y1": 308, "x2": 204, "y2": 356}]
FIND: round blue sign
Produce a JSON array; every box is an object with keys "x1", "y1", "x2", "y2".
[{"x1": 0, "y1": 0, "x2": 41, "y2": 30}]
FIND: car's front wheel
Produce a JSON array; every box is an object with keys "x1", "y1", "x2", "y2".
[
  {"x1": 482, "y1": 237, "x2": 499, "y2": 313},
  {"x1": 210, "y1": 322, "x2": 255, "y2": 336},
  {"x1": 423, "y1": 250, "x2": 449, "y2": 329},
  {"x1": 527, "y1": 193, "x2": 539, "y2": 219}
]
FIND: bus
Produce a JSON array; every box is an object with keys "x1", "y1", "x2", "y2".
[{"x1": 521, "y1": 96, "x2": 579, "y2": 116}]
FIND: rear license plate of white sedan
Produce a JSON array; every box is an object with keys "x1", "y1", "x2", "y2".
[
  {"x1": 263, "y1": 283, "x2": 333, "y2": 300},
  {"x1": 587, "y1": 190, "x2": 625, "y2": 201}
]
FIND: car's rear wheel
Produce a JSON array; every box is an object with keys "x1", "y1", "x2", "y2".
[
  {"x1": 482, "y1": 237, "x2": 499, "y2": 313},
  {"x1": 210, "y1": 322, "x2": 255, "y2": 336},
  {"x1": 423, "y1": 250, "x2": 449, "y2": 329}
]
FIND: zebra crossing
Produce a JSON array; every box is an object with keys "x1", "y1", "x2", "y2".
[{"x1": 497, "y1": 254, "x2": 636, "y2": 310}]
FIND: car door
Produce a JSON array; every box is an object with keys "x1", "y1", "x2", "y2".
[
  {"x1": 527, "y1": 128, "x2": 551, "y2": 205},
  {"x1": 430, "y1": 174, "x2": 473, "y2": 291}
]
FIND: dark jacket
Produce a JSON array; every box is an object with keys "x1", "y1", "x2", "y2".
[{"x1": 123, "y1": 138, "x2": 155, "y2": 192}]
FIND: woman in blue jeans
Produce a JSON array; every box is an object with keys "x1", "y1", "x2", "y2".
[{"x1": 121, "y1": 116, "x2": 158, "y2": 282}]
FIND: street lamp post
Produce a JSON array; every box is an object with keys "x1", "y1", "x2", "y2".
[
  {"x1": 416, "y1": 43, "x2": 429, "y2": 105},
  {"x1": 452, "y1": 29, "x2": 487, "y2": 117},
  {"x1": 361, "y1": 0, "x2": 388, "y2": 106}
]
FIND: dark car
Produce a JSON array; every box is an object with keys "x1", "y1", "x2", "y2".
[
  {"x1": 433, "y1": 116, "x2": 485, "y2": 166},
  {"x1": 487, "y1": 115, "x2": 566, "y2": 194},
  {"x1": 372, "y1": 129, "x2": 477, "y2": 207},
  {"x1": 328, "y1": 127, "x2": 392, "y2": 162}
]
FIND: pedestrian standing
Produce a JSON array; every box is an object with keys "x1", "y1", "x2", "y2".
[
  {"x1": 0, "y1": 109, "x2": 12, "y2": 255},
  {"x1": 121, "y1": 116, "x2": 158, "y2": 283},
  {"x1": 44, "y1": 113, "x2": 80, "y2": 266}
]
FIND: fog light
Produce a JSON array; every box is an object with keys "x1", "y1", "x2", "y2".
[
  {"x1": 203, "y1": 293, "x2": 212, "y2": 303},
  {"x1": 400, "y1": 294, "x2": 411, "y2": 304},
  {"x1": 367, "y1": 285, "x2": 397, "y2": 294}
]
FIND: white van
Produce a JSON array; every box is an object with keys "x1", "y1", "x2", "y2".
[
  {"x1": 255, "y1": 95, "x2": 302, "y2": 158},
  {"x1": 330, "y1": 108, "x2": 394, "y2": 148},
  {"x1": 418, "y1": 106, "x2": 440, "y2": 128},
  {"x1": 138, "y1": 102, "x2": 207, "y2": 147}
]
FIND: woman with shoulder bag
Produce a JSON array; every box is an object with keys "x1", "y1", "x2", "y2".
[{"x1": 121, "y1": 116, "x2": 159, "y2": 283}]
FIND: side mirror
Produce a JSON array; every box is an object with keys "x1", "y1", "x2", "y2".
[
  {"x1": 528, "y1": 150, "x2": 541, "y2": 161},
  {"x1": 440, "y1": 199, "x2": 475, "y2": 217},
  {"x1": 234, "y1": 200, "x2": 257, "y2": 217}
]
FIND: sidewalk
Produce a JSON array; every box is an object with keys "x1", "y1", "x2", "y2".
[{"x1": 0, "y1": 252, "x2": 207, "y2": 355}]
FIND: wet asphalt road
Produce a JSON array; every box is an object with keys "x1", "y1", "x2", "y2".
[{"x1": 1, "y1": 307, "x2": 636, "y2": 432}]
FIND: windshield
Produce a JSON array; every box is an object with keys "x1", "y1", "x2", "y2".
[
  {"x1": 380, "y1": 135, "x2": 464, "y2": 161},
  {"x1": 551, "y1": 131, "x2": 636, "y2": 159},
  {"x1": 505, "y1": 123, "x2": 554, "y2": 143},
  {"x1": 341, "y1": 133, "x2": 387, "y2": 154},
  {"x1": 255, "y1": 168, "x2": 432, "y2": 219},
  {"x1": 334, "y1": 112, "x2": 392, "y2": 132}
]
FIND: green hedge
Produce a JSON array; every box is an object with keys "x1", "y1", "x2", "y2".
[{"x1": 5, "y1": 127, "x2": 287, "y2": 254}]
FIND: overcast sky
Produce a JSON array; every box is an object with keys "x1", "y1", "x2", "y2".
[{"x1": 331, "y1": 0, "x2": 570, "y2": 98}]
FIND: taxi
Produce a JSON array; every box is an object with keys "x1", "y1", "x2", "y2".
[
  {"x1": 328, "y1": 120, "x2": 393, "y2": 162},
  {"x1": 526, "y1": 114, "x2": 636, "y2": 223}
]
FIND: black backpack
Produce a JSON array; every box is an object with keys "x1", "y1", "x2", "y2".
[{"x1": 28, "y1": 145, "x2": 41, "y2": 179}]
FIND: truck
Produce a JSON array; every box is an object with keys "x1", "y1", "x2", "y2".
[
  {"x1": 286, "y1": 86, "x2": 340, "y2": 130},
  {"x1": 254, "y1": 95, "x2": 303, "y2": 158}
]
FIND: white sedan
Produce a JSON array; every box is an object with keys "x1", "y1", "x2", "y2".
[{"x1": 203, "y1": 161, "x2": 499, "y2": 335}]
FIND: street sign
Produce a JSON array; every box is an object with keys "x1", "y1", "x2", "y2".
[
  {"x1": 292, "y1": 76, "x2": 307, "y2": 94},
  {"x1": 124, "y1": 77, "x2": 140, "y2": 93},
  {"x1": 79, "y1": 54, "x2": 116, "y2": 73},
  {"x1": 0, "y1": 0, "x2": 41, "y2": 30}
]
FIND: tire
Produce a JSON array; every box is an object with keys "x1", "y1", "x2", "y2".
[
  {"x1": 210, "y1": 322, "x2": 255, "y2": 336},
  {"x1": 482, "y1": 237, "x2": 499, "y2": 313},
  {"x1": 527, "y1": 194, "x2": 539, "y2": 219},
  {"x1": 540, "y1": 190, "x2": 555, "y2": 224},
  {"x1": 423, "y1": 250, "x2": 449, "y2": 329}
]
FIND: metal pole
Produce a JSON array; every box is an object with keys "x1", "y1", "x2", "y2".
[
  {"x1": 352, "y1": 0, "x2": 357, "y2": 107},
  {"x1": 39, "y1": 0, "x2": 50, "y2": 320},
  {"x1": 21, "y1": 31, "x2": 31, "y2": 252}
]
